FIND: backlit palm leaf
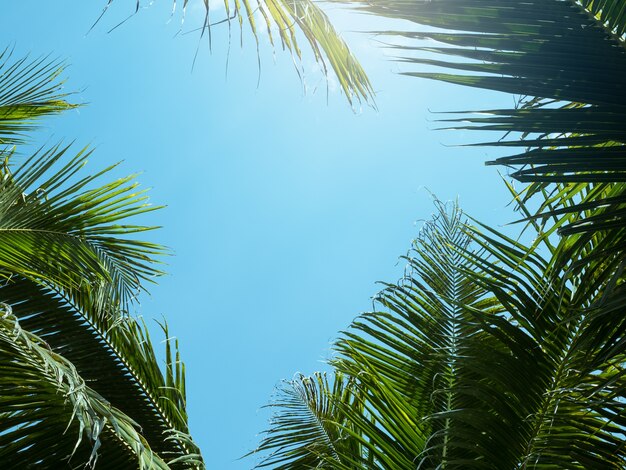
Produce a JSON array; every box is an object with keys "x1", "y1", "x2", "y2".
[
  {"x1": 0, "y1": 145, "x2": 164, "y2": 311},
  {"x1": 0, "y1": 50, "x2": 75, "y2": 147},
  {"x1": 97, "y1": 0, "x2": 374, "y2": 105}
]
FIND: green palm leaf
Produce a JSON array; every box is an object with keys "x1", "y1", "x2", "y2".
[
  {"x1": 0, "y1": 147, "x2": 203, "y2": 467},
  {"x1": 257, "y1": 201, "x2": 626, "y2": 468},
  {"x1": 1, "y1": 277, "x2": 203, "y2": 468},
  {"x1": 0, "y1": 145, "x2": 164, "y2": 312},
  {"x1": 459, "y1": 213, "x2": 626, "y2": 468},
  {"x1": 251, "y1": 371, "x2": 366, "y2": 468},
  {"x1": 0, "y1": 303, "x2": 171, "y2": 469},
  {"x1": 329, "y1": 0, "x2": 626, "y2": 265},
  {"x1": 97, "y1": 0, "x2": 374, "y2": 105},
  {"x1": 0, "y1": 50, "x2": 76, "y2": 147}
]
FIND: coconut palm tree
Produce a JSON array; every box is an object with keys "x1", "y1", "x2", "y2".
[
  {"x1": 0, "y1": 50, "x2": 203, "y2": 468},
  {"x1": 251, "y1": 1, "x2": 626, "y2": 468}
]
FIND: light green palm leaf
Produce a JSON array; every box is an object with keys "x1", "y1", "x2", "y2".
[
  {"x1": 0, "y1": 50, "x2": 75, "y2": 147},
  {"x1": 97, "y1": 0, "x2": 374, "y2": 105}
]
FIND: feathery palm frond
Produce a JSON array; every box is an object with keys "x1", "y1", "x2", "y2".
[
  {"x1": 0, "y1": 147, "x2": 203, "y2": 467},
  {"x1": 0, "y1": 277, "x2": 203, "y2": 468},
  {"x1": 0, "y1": 145, "x2": 164, "y2": 312},
  {"x1": 0, "y1": 49, "x2": 76, "y2": 148},
  {"x1": 457, "y1": 207, "x2": 626, "y2": 468},
  {"x1": 251, "y1": 371, "x2": 366, "y2": 469},
  {"x1": 332, "y1": 202, "x2": 490, "y2": 468},
  {"x1": 254, "y1": 203, "x2": 490, "y2": 468},
  {"x1": 256, "y1": 200, "x2": 626, "y2": 468},
  {"x1": 96, "y1": 0, "x2": 374, "y2": 105},
  {"x1": 0, "y1": 303, "x2": 171, "y2": 469}
]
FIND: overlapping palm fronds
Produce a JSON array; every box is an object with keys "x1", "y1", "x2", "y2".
[
  {"x1": 253, "y1": 203, "x2": 484, "y2": 467},
  {"x1": 254, "y1": 201, "x2": 626, "y2": 468},
  {"x1": 0, "y1": 50, "x2": 203, "y2": 467},
  {"x1": 96, "y1": 0, "x2": 374, "y2": 105},
  {"x1": 0, "y1": 303, "x2": 170, "y2": 469},
  {"x1": 325, "y1": 0, "x2": 626, "y2": 267},
  {"x1": 0, "y1": 144, "x2": 163, "y2": 310},
  {"x1": 0, "y1": 148, "x2": 204, "y2": 468}
]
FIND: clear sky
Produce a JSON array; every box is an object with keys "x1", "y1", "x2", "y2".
[{"x1": 5, "y1": 2, "x2": 514, "y2": 468}]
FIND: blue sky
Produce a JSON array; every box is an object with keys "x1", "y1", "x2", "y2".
[{"x1": 6, "y1": 2, "x2": 515, "y2": 468}]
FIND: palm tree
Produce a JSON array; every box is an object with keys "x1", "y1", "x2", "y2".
[
  {"x1": 0, "y1": 51, "x2": 203, "y2": 468},
  {"x1": 349, "y1": 0, "x2": 626, "y2": 266},
  {"x1": 251, "y1": 1, "x2": 626, "y2": 468}
]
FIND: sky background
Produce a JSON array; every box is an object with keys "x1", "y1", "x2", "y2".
[{"x1": 5, "y1": 2, "x2": 515, "y2": 468}]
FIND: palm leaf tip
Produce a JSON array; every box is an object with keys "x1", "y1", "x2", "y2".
[
  {"x1": 0, "y1": 49, "x2": 77, "y2": 148},
  {"x1": 0, "y1": 145, "x2": 166, "y2": 312},
  {"x1": 249, "y1": 372, "x2": 361, "y2": 468},
  {"x1": 96, "y1": 0, "x2": 374, "y2": 106}
]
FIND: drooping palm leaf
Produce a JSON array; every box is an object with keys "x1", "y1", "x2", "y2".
[
  {"x1": 0, "y1": 303, "x2": 171, "y2": 469},
  {"x1": 0, "y1": 147, "x2": 203, "y2": 467},
  {"x1": 96, "y1": 0, "x2": 374, "y2": 105},
  {"x1": 329, "y1": 0, "x2": 626, "y2": 264},
  {"x1": 0, "y1": 49, "x2": 76, "y2": 147}
]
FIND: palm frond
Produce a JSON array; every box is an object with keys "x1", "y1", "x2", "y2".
[
  {"x1": 0, "y1": 277, "x2": 203, "y2": 468},
  {"x1": 328, "y1": 0, "x2": 626, "y2": 264},
  {"x1": 257, "y1": 200, "x2": 626, "y2": 468},
  {"x1": 459, "y1": 212, "x2": 626, "y2": 468},
  {"x1": 0, "y1": 303, "x2": 171, "y2": 469},
  {"x1": 96, "y1": 0, "x2": 374, "y2": 105},
  {"x1": 251, "y1": 371, "x2": 364, "y2": 469},
  {"x1": 331, "y1": 202, "x2": 536, "y2": 469},
  {"x1": 0, "y1": 49, "x2": 76, "y2": 148},
  {"x1": 0, "y1": 147, "x2": 203, "y2": 467},
  {"x1": 579, "y1": 0, "x2": 626, "y2": 38},
  {"x1": 0, "y1": 145, "x2": 165, "y2": 312}
]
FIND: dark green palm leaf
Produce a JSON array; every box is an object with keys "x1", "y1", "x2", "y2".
[
  {"x1": 0, "y1": 278, "x2": 202, "y2": 468},
  {"x1": 330, "y1": 0, "x2": 626, "y2": 265},
  {"x1": 459, "y1": 216, "x2": 626, "y2": 468},
  {"x1": 0, "y1": 303, "x2": 171, "y2": 469}
]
